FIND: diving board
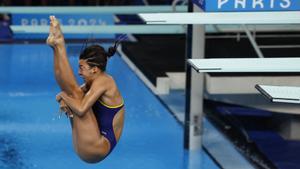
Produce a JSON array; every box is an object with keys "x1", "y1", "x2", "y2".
[
  {"x1": 187, "y1": 58, "x2": 300, "y2": 73},
  {"x1": 139, "y1": 11, "x2": 300, "y2": 24},
  {"x1": 0, "y1": 6, "x2": 187, "y2": 14},
  {"x1": 10, "y1": 25, "x2": 185, "y2": 34},
  {"x1": 256, "y1": 85, "x2": 300, "y2": 104}
]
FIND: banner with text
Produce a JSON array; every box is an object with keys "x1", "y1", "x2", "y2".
[
  {"x1": 193, "y1": 0, "x2": 300, "y2": 12},
  {"x1": 12, "y1": 14, "x2": 114, "y2": 39}
]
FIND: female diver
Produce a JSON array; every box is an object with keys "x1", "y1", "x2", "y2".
[{"x1": 46, "y1": 16, "x2": 125, "y2": 163}]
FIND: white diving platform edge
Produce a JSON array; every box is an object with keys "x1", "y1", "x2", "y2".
[
  {"x1": 11, "y1": 25, "x2": 185, "y2": 34},
  {"x1": 255, "y1": 85, "x2": 300, "y2": 104},
  {"x1": 187, "y1": 58, "x2": 300, "y2": 73},
  {"x1": 139, "y1": 11, "x2": 300, "y2": 25}
]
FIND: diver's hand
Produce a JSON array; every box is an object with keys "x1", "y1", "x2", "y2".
[
  {"x1": 56, "y1": 92, "x2": 74, "y2": 118},
  {"x1": 59, "y1": 100, "x2": 68, "y2": 112},
  {"x1": 58, "y1": 99, "x2": 74, "y2": 118},
  {"x1": 56, "y1": 92, "x2": 62, "y2": 102}
]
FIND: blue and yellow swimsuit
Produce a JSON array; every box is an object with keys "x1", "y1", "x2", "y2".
[{"x1": 92, "y1": 99, "x2": 124, "y2": 155}]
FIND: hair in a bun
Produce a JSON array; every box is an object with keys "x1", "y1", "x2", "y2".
[{"x1": 106, "y1": 46, "x2": 117, "y2": 58}]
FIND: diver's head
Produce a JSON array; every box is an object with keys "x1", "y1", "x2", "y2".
[{"x1": 78, "y1": 44, "x2": 116, "y2": 82}]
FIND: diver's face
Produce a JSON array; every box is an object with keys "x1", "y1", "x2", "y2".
[{"x1": 78, "y1": 59, "x2": 94, "y2": 82}]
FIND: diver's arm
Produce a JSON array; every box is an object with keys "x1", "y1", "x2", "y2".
[{"x1": 58, "y1": 80, "x2": 106, "y2": 117}]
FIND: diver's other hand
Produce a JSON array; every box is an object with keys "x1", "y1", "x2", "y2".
[
  {"x1": 59, "y1": 100, "x2": 74, "y2": 118},
  {"x1": 46, "y1": 15, "x2": 65, "y2": 47},
  {"x1": 56, "y1": 93, "x2": 62, "y2": 102},
  {"x1": 59, "y1": 100, "x2": 68, "y2": 112}
]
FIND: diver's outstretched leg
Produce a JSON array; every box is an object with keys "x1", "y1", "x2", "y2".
[
  {"x1": 47, "y1": 15, "x2": 83, "y2": 154},
  {"x1": 47, "y1": 15, "x2": 82, "y2": 98}
]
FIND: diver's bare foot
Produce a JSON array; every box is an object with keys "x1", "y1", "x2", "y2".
[{"x1": 47, "y1": 15, "x2": 65, "y2": 48}]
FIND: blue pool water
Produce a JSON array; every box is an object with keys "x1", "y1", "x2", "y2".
[{"x1": 0, "y1": 44, "x2": 218, "y2": 169}]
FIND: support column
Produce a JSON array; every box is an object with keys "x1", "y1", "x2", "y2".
[{"x1": 184, "y1": 4, "x2": 205, "y2": 150}]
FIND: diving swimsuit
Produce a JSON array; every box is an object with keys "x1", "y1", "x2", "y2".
[{"x1": 92, "y1": 99, "x2": 124, "y2": 154}]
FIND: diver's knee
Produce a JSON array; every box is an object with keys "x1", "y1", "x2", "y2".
[{"x1": 70, "y1": 87, "x2": 84, "y2": 99}]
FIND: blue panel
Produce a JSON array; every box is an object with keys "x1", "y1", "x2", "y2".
[
  {"x1": 194, "y1": 0, "x2": 300, "y2": 12},
  {"x1": 12, "y1": 14, "x2": 115, "y2": 39}
]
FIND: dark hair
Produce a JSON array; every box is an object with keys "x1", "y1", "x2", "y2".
[
  {"x1": 79, "y1": 44, "x2": 116, "y2": 71},
  {"x1": 79, "y1": 34, "x2": 127, "y2": 71}
]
